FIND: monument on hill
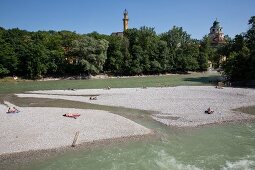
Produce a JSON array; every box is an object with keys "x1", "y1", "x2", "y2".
[
  {"x1": 208, "y1": 19, "x2": 226, "y2": 69},
  {"x1": 111, "y1": 9, "x2": 129, "y2": 37},
  {"x1": 209, "y1": 19, "x2": 225, "y2": 45}
]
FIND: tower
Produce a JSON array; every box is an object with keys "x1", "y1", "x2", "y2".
[
  {"x1": 209, "y1": 19, "x2": 225, "y2": 45},
  {"x1": 111, "y1": 9, "x2": 129, "y2": 37},
  {"x1": 123, "y1": 9, "x2": 129, "y2": 31}
]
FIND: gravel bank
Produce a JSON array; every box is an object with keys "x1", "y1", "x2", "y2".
[
  {"x1": 0, "y1": 102, "x2": 152, "y2": 155},
  {"x1": 17, "y1": 86, "x2": 255, "y2": 127}
]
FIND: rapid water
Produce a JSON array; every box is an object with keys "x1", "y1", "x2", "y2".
[{"x1": 26, "y1": 123, "x2": 255, "y2": 170}]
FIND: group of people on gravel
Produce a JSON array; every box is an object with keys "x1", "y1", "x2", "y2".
[{"x1": 7, "y1": 107, "x2": 20, "y2": 113}]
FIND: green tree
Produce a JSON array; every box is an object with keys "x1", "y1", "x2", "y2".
[
  {"x1": 198, "y1": 36, "x2": 213, "y2": 70},
  {"x1": 18, "y1": 41, "x2": 48, "y2": 79},
  {"x1": 104, "y1": 36, "x2": 125, "y2": 75},
  {"x1": 69, "y1": 36, "x2": 109, "y2": 75},
  {"x1": 161, "y1": 26, "x2": 200, "y2": 72},
  {"x1": 0, "y1": 32, "x2": 17, "y2": 76},
  {"x1": 245, "y1": 16, "x2": 255, "y2": 80},
  {"x1": 1, "y1": 28, "x2": 30, "y2": 76},
  {"x1": 156, "y1": 40, "x2": 171, "y2": 72},
  {"x1": 246, "y1": 16, "x2": 255, "y2": 49},
  {"x1": 222, "y1": 16, "x2": 255, "y2": 81}
]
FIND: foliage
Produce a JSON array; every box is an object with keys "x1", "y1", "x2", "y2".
[
  {"x1": 160, "y1": 26, "x2": 202, "y2": 72},
  {"x1": 0, "y1": 26, "x2": 209, "y2": 78},
  {"x1": 222, "y1": 16, "x2": 255, "y2": 81},
  {"x1": 1, "y1": 16, "x2": 254, "y2": 79},
  {"x1": 0, "y1": 29, "x2": 109, "y2": 78},
  {"x1": 69, "y1": 36, "x2": 108, "y2": 75},
  {"x1": 103, "y1": 36, "x2": 126, "y2": 75}
]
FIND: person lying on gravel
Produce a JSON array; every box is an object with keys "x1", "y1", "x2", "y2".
[{"x1": 63, "y1": 113, "x2": 80, "y2": 119}]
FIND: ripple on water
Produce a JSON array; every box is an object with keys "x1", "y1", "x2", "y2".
[
  {"x1": 222, "y1": 159, "x2": 255, "y2": 170},
  {"x1": 154, "y1": 150, "x2": 201, "y2": 170}
]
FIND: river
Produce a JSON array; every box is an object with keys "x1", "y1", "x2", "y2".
[{"x1": 25, "y1": 121, "x2": 255, "y2": 170}]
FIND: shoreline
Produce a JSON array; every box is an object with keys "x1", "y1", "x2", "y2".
[
  {"x1": 0, "y1": 133, "x2": 156, "y2": 170},
  {"x1": 0, "y1": 104, "x2": 152, "y2": 156},
  {"x1": 1, "y1": 119, "x2": 255, "y2": 170},
  {"x1": 17, "y1": 86, "x2": 255, "y2": 127}
]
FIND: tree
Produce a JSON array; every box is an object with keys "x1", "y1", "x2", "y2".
[
  {"x1": 69, "y1": 36, "x2": 109, "y2": 75},
  {"x1": 246, "y1": 16, "x2": 255, "y2": 49},
  {"x1": 245, "y1": 16, "x2": 255, "y2": 80},
  {"x1": 0, "y1": 38, "x2": 17, "y2": 76},
  {"x1": 156, "y1": 40, "x2": 171, "y2": 72},
  {"x1": 198, "y1": 36, "x2": 213, "y2": 70},
  {"x1": 222, "y1": 16, "x2": 255, "y2": 81},
  {"x1": 160, "y1": 26, "x2": 200, "y2": 72},
  {"x1": 17, "y1": 41, "x2": 48, "y2": 79},
  {"x1": 0, "y1": 28, "x2": 30, "y2": 76},
  {"x1": 104, "y1": 36, "x2": 125, "y2": 75}
]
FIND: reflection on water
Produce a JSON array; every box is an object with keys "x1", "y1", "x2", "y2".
[{"x1": 26, "y1": 123, "x2": 255, "y2": 170}]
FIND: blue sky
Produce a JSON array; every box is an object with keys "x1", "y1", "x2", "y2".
[{"x1": 1, "y1": 0, "x2": 254, "y2": 39}]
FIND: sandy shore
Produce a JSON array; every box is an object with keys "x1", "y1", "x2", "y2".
[
  {"x1": 17, "y1": 86, "x2": 255, "y2": 127},
  {"x1": 0, "y1": 102, "x2": 152, "y2": 155}
]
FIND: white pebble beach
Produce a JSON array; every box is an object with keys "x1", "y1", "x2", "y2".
[
  {"x1": 0, "y1": 103, "x2": 152, "y2": 155},
  {"x1": 1, "y1": 86, "x2": 255, "y2": 155},
  {"x1": 17, "y1": 86, "x2": 255, "y2": 127}
]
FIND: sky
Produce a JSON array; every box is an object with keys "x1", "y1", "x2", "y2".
[{"x1": 0, "y1": 0, "x2": 254, "y2": 39}]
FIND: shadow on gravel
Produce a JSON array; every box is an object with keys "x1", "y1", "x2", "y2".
[
  {"x1": 183, "y1": 75, "x2": 222, "y2": 85},
  {"x1": 235, "y1": 106, "x2": 255, "y2": 115}
]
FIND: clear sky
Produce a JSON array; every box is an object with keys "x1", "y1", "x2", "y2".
[{"x1": 1, "y1": 0, "x2": 254, "y2": 39}]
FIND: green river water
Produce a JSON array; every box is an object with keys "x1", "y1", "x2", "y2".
[{"x1": 24, "y1": 122, "x2": 255, "y2": 170}]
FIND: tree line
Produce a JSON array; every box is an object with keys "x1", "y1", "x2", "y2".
[
  {"x1": 0, "y1": 16, "x2": 254, "y2": 81},
  {"x1": 220, "y1": 16, "x2": 255, "y2": 81},
  {"x1": 0, "y1": 25, "x2": 210, "y2": 79}
]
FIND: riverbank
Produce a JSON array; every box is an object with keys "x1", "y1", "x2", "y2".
[
  {"x1": 2, "y1": 86, "x2": 255, "y2": 158},
  {"x1": 0, "y1": 72, "x2": 220, "y2": 94},
  {"x1": 0, "y1": 102, "x2": 152, "y2": 156},
  {"x1": 17, "y1": 86, "x2": 255, "y2": 127}
]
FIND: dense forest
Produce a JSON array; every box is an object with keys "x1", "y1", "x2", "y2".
[{"x1": 0, "y1": 16, "x2": 254, "y2": 82}]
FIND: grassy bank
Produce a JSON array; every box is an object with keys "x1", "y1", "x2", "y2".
[{"x1": 0, "y1": 72, "x2": 221, "y2": 94}]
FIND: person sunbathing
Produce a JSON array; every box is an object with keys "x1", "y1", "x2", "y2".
[
  {"x1": 63, "y1": 113, "x2": 80, "y2": 119},
  {"x1": 7, "y1": 107, "x2": 20, "y2": 113},
  {"x1": 89, "y1": 96, "x2": 97, "y2": 100},
  {"x1": 205, "y1": 107, "x2": 214, "y2": 114}
]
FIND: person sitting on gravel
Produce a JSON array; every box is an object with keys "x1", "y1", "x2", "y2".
[
  {"x1": 205, "y1": 107, "x2": 214, "y2": 114},
  {"x1": 7, "y1": 107, "x2": 12, "y2": 113}
]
